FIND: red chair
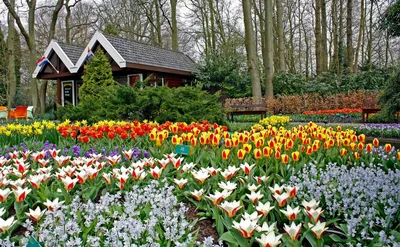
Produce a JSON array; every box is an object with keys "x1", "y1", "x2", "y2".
[{"x1": 14, "y1": 106, "x2": 28, "y2": 120}]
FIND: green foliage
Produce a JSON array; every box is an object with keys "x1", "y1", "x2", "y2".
[
  {"x1": 378, "y1": 69, "x2": 400, "y2": 121},
  {"x1": 58, "y1": 85, "x2": 226, "y2": 124},
  {"x1": 79, "y1": 50, "x2": 116, "y2": 102},
  {"x1": 272, "y1": 69, "x2": 392, "y2": 95},
  {"x1": 273, "y1": 72, "x2": 307, "y2": 95},
  {"x1": 382, "y1": 0, "x2": 400, "y2": 37},
  {"x1": 196, "y1": 54, "x2": 252, "y2": 98}
]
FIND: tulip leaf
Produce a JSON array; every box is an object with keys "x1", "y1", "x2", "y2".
[
  {"x1": 304, "y1": 231, "x2": 318, "y2": 247},
  {"x1": 230, "y1": 229, "x2": 248, "y2": 247},
  {"x1": 219, "y1": 232, "x2": 238, "y2": 247}
]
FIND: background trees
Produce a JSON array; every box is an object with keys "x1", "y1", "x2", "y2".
[{"x1": 0, "y1": 0, "x2": 399, "y2": 114}]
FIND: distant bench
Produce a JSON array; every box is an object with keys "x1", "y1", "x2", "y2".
[
  {"x1": 226, "y1": 104, "x2": 267, "y2": 121},
  {"x1": 361, "y1": 100, "x2": 381, "y2": 123},
  {"x1": 362, "y1": 100, "x2": 400, "y2": 123}
]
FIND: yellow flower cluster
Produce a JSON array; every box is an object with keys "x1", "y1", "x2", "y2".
[
  {"x1": 259, "y1": 115, "x2": 291, "y2": 127},
  {"x1": 0, "y1": 120, "x2": 56, "y2": 137}
]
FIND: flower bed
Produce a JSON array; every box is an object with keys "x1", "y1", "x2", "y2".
[
  {"x1": 354, "y1": 124, "x2": 400, "y2": 138},
  {"x1": 0, "y1": 121, "x2": 398, "y2": 246}
]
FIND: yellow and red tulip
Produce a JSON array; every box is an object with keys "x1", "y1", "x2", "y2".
[
  {"x1": 340, "y1": 148, "x2": 347, "y2": 156},
  {"x1": 291, "y1": 151, "x2": 300, "y2": 162},
  {"x1": 281, "y1": 154, "x2": 289, "y2": 164},
  {"x1": 237, "y1": 149, "x2": 246, "y2": 160},
  {"x1": 253, "y1": 148, "x2": 262, "y2": 159},
  {"x1": 373, "y1": 138, "x2": 379, "y2": 147},
  {"x1": 385, "y1": 144, "x2": 392, "y2": 153},
  {"x1": 222, "y1": 149, "x2": 231, "y2": 160}
]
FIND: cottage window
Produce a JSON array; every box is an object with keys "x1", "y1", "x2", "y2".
[{"x1": 127, "y1": 74, "x2": 143, "y2": 87}]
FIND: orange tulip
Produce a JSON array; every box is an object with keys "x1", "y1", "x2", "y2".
[
  {"x1": 397, "y1": 152, "x2": 400, "y2": 160},
  {"x1": 373, "y1": 138, "x2": 379, "y2": 147},
  {"x1": 253, "y1": 148, "x2": 262, "y2": 159},
  {"x1": 237, "y1": 149, "x2": 246, "y2": 160},
  {"x1": 366, "y1": 143, "x2": 373, "y2": 152},
  {"x1": 291, "y1": 151, "x2": 300, "y2": 162},
  {"x1": 353, "y1": 152, "x2": 360, "y2": 160},
  {"x1": 222, "y1": 149, "x2": 230, "y2": 160},
  {"x1": 281, "y1": 154, "x2": 289, "y2": 164},
  {"x1": 385, "y1": 144, "x2": 392, "y2": 153},
  {"x1": 340, "y1": 148, "x2": 347, "y2": 156}
]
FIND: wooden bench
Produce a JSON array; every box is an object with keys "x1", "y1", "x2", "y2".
[
  {"x1": 227, "y1": 104, "x2": 267, "y2": 121},
  {"x1": 362, "y1": 100, "x2": 380, "y2": 123}
]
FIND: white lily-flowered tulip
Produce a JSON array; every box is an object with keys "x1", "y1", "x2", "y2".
[
  {"x1": 269, "y1": 184, "x2": 284, "y2": 195},
  {"x1": 44, "y1": 198, "x2": 64, "y2": 211},
  {"x1": 302, "y1": 199, "x2": 320, "y2": 211},
  {"x1": 60, "y1": 176, "x2": 78, "y2": 191},
  {"x1": 284, "y1": 222, "x2": 302, "y2": 241},
  {"x1": 306, "y1": 207, "x2": 324, "y2": 223},
  {"x1": 308, "y1": 221, "x2": 329, "y2": 239},
  {"x1": 256, "y1": 231, "x2": 282, "y2": 247},
  {"x1": 13, "y1": 186, "x2": 31, "y2": 202},
  {"x1": 280, "y1": 205, "x2": 301, "y2": 221},
  {"x1": 0, "y1": 188, "x2": 11, "y2": 202},
  {"x1": 25, "y1": 207, "x2": 46, "y2": 222},
  {"x1": 173, "y1": 178, "x2": 188, "y2": 189},
  {"x1": 191, "y1": 170, "x2": 210, "y2": 184},
  {"x1": 0, "y1": 216, "x2": 17, "y2": 233},
  {"x1": 190, "y1": 189, "x2": 205, "y2": 201},
  {"x1": 218, "y1": 181, "x2": 237, "y2": 191},
  {"x1": 256, "y1": 222, "x2": 277, "y2": 233},
  {"x1": 240, "y1": 162, "x2": 255, "y2": 174},
  {"x1": 256, "y1": 201, "x2": 275, "y2": 216},
  {"x1": 150, "y1": 166, "x2": 163, "y2": 179},
  {"x1": 218, "y1": 200, "x2": 242, "y2": 217},
  {"x1": 273, "y1": 192, "x2": 289, "y2": 207},
  {"x1": 254, "y1": 175, "x2": 270, "y2": 184},
  {"x1": 247, "y1": 184, "x2": 261, "y2": 192},
  {"x1": 232, "y1": 218, "x2": 258, "y2": 238},
  {"x1": 242, "y1": 211, "x2": 262, "y2": 222},
  {"x1": 246, "y1": 191, "x2": 264, "y2": 203}
]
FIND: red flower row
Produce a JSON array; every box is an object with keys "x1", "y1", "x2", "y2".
[{"x1": 303, "y1": 108, "x2": 362, "y2": 115}]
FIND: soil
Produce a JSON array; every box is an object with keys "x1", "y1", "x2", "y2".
[{"x1": 184, "y1": 202, "x2": 221, "y2": 245}]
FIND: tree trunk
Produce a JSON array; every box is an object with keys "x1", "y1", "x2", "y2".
[
  {"x1": 49, "y1": 0, "x2": 64, "y2": 43},
  {"x1": 65, "y1": 0, "x2": 71, "y2": 44},
  {"x1": 353, "y1": 0, "x2": 364, "y2": 72},
  {"x1": 385, "y1": 30, "x2": 390, "y2": 67},
  {"x1": 264, "y1": 0, "x2": 274, "y2": 99},
  {"x1": 276, "y1": 0, "x2": 285, "y2": 72},
  {"x1": 315, "y1": 0, "x2": 323, "y2": 75},
  {"x1": 338, "y1": 0, "x2": 344, "y2": 79},
  {"x1": 208, "y1": 0, "x2": 216, "y2": 52},
  {"x1": 346, "y1": 0, "x2": 353, "y2": 71},
  {"x1": 6, "y1": 0, "x2": 16, "y2": 109},
  {"x1": 331, "y1": 0, "x2": 339, "y2": 72},
  {"x1": 242, "y1": 0, "x2": 262, "y2": 103},
  {"x1": 298, "y1": 0, "x2": 302, "y2": 73},
  {"x1": 321, "y1": 0, "x2": 328, "y2": 71},
  {"x1": 155, "y1": 0, "x2": 162, "y2": 46},
  {"x1": 170, "y1": 0, "x2": 178, "y2": 51},
  {"x1": 367, "y1": 0, "x2": 373, "y2": 69}
]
